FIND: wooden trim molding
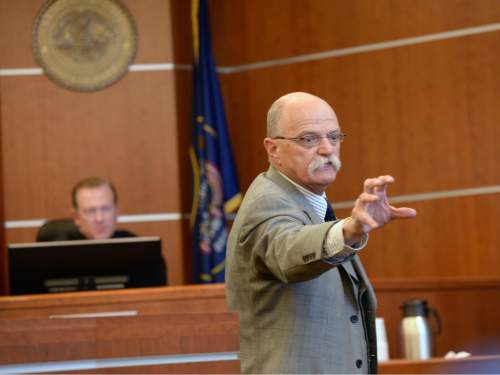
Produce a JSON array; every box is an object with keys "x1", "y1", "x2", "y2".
[
  {"x1": 372, "y1": 277, "x2": 500, "y2": 291},
  {"x1": 2, "y1": 279, "x2": 500, "y2": 313},
  {"x1": 0, "y1": 284, "x2": 227, "y2": 316}
]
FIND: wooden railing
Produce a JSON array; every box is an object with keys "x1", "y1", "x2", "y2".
[
  {"x1": 1, "y1": 279, "x2": 500, "y2": 373},
  {"x1": 0, "y1": 284, "x2": 239, "y2": 373},
  {"x1": 0, "y1": 284, "x2": 229, "y2": 319}
]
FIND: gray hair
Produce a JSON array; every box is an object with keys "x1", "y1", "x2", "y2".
[{"x1": 266, "y1": 97, "x2": 286, "y2": 138}]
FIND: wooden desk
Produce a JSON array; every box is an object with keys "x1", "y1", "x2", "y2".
[
  {"x1": 2, "y1": 279, "x2": 500, "y2": 373},
  {"x1": 379, "y1": 355, "x2": 500, "y2": 373},
  {"x1": 0, "y1": 284, "x2": 229, "y2": 319},
  {"x1": 0, "y1": 285, "x2": 239, "y2": 373}
]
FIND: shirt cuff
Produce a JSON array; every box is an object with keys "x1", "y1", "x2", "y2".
[{"x1": 322, "y1": 219, "x2": 369, "y2": 264}]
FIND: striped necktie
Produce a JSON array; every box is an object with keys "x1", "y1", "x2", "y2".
[{"x1": 325, "y1": 199, "x2": 336, "y2": 221}]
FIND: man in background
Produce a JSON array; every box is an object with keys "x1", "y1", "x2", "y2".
[
  {"x1": 37, "y1": 177, "x2": 135, "y2": 241},
  {"x1": 71, "y1": 177, "x2": 134, "y2": 239},
  {"x1": 225, "y1": 92, "x2": 416, "y2": 373}
]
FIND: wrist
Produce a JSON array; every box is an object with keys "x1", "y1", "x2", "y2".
[{"x1": 342, "y1": 217, "x2": 365, "y2": 246}]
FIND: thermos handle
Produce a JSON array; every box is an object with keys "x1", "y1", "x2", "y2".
[{"x1": 430, "y1": 307, "x2": 442, "y2": 335}]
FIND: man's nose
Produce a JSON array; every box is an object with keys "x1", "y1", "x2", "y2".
[
  {"x1": 317, "y1": 136, "x2": 335, "y2": 154},
  {"x1": 94, "y1": 209, "x2": 104, "y2": 221}
]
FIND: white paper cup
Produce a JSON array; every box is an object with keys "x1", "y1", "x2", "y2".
[{"x1": 376, "y1": 317, "x2": 390, "y2": 361}]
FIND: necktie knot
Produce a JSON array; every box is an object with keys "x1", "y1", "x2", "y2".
[{"x1": 325, "y1": 199, "x2": 336, "y2": 222}]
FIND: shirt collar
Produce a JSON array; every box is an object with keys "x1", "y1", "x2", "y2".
[{"x1": 278, "y1": 171, "x2": 328, "y2": 221}]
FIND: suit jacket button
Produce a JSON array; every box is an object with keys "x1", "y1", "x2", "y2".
[
  {"x1": 350, "y1": 314, "x2": 359, "y2": 323},
  {"x1": 356, "y1": 359, "x2": 363, "y2": 368}
]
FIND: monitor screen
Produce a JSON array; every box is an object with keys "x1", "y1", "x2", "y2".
[{"x1": 8, "y1": 236, "x2": 167, "y2": 295}]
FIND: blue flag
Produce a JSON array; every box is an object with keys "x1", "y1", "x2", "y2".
[{"x1": 190, "y1": 0, "x2": 241, "y2": 283}]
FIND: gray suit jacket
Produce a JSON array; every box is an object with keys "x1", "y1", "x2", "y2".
[{"x1": 226, "y1": 166, "x2": 378, "y2": 374}]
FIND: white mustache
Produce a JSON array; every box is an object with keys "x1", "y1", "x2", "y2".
[{"x1": 308, "y1": 155, "x2": 341, "y2": 176}]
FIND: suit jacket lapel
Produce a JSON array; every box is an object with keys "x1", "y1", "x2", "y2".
[
  {"x1": 341, "y1": 260, "x2": 359, "y2": 284},
  {"x1": 351, "y1": 256, "x2": 368, "y2": 289},
  {"x1": 265, "y1": 166, "x2": 323, "y2": 224},
  {"x1": 351, "y1": 255, "x2": 377, "y2": 308}
]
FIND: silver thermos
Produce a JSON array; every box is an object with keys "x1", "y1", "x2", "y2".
[{"x1": 400, "y1": 299, "x2": 442, "y2": 360}]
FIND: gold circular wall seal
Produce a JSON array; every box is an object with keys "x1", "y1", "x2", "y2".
[{"x1": 32, "y1": 0, "x2": 137, "y2": 91}]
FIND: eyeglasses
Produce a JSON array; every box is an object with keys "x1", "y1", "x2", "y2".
[
  {"x1": 273, "y1": 131, "x2": 346, "y2": 148},
  {"x1": 80, "y1": 205, "x2": 115, "y2": 218}
]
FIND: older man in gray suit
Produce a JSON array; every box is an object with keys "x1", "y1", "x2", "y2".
[{"x1": 226, "y1": 92, "x2": 416, "y2": 374}]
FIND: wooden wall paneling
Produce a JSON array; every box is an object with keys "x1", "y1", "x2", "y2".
[
  {"x1": 1, "y1": 71, "x2": 181, "y2": 220},
  {"x1": 0, "y1": 284, "x2": 228, "y2": 320},
  {"x1": 219, "y1": 32, "x2": 500, "y2": 196},
  {"x1": 215, "y1": 0, "x2": 500, "y2": 290},
  {"x1": 373, "y1": 279, "x2": 500, "y2": 359},
  {"x1": 167, "y1": 70, "x2": 193, "y2": 284},
  {"x1": 52, "y1": 356, "x2": 500, "y2": 374},
  {"x1": 169, "y1": 0, "x2": 196, "y2": 66},
  {"x1": 168, "y1": 71, "x2": 194, "y2": 213},
  {"x1": 2, "y1": 281, "x2": 500, "y2": 370},
  {"x1": 32, "y1": 356, "x2": 500, "y2": 374},
  {"x1": 3, "y1": 228, "x2": 38, "y2": 247},
  {"x1": 0, "y1": 285, "x2": 240, "y2": 372},
  {"x1": 1, "y1": 0, "x2": 498, "y2": 290},
  {"x1": 0, "y1": 0, "x2": 193, "y2": 285},
  {"x1": 121, "y1": 0, "x2": 175, "y2": 64},
  {"x1": 168, "y1": 0, "x2": 195, "y2": 214},
  {"x1": 48, "y1": 355, "x2": 500, "y2": 374},
  {"x1": 333, "y1": 193, "x2": 500, "y2": 279},
  {"x1": 0, "y1": 312, "x2": 239, "y2": 364},
  {"x1": 1, "y1": 71, "x2": 187, "y2": 281},
  {"x1": 58, "y1": 361, "x2": 241, "y2": 374},
  {"x1": 168, "y1": 0, "x2": 194, "y2": 201},
  {"x1": 210, "y1": 0, "x2": 500, "y2": 66},
  {"x1": 218, "y1": 24, "x2": 500, "y2": 283},
  {"x1": 0, "y1": 0, "x2": 175, "y2": 69},
  {"x1": 218, "y1": 71, "x2": 275, "y2": 192},
  {"x1": 0, "y1": 0, "x2": 45, "y2": 68}
]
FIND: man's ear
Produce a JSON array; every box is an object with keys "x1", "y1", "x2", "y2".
[{"x1": 263, "y1": 138, "x2": 280, "y2": 164}]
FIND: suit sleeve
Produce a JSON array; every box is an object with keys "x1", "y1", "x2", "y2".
[{"x1": 237, "y1": 196, "x2": 347, "y2": 283}]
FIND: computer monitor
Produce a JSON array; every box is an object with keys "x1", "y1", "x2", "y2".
[{"x1": 8, "y1": 236, "x2": 167, "y2": 295}]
